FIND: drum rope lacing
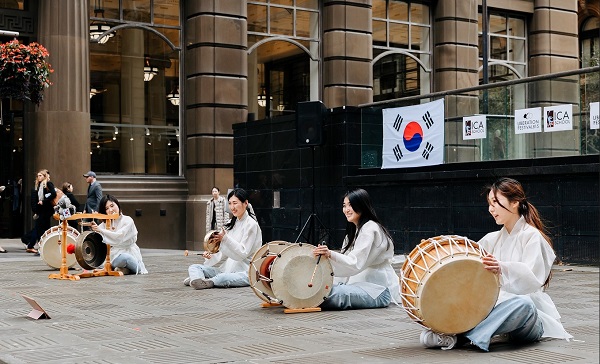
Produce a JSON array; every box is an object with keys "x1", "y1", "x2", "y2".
[
  {"x1": 399, "y1": 235, "x2": 487, "y2": 326},
  {"x1": 249, "y1": 248, "x2": 281, "y2": 304}
]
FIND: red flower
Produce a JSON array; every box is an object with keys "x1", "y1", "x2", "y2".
[{"x1": 0, "y1": 40, "x2": 54, "y2": 105}]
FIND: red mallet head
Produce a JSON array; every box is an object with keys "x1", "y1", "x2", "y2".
[{"x1": 67, "y1": 243, "x2": 75, "y2": 254}]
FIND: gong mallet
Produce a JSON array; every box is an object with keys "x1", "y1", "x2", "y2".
[{"x1": 308, "y1": 242, "x2": 326, "y2": 288}]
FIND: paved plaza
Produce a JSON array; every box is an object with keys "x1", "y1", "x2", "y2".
[{"x1": 0, "y1": 238, "x2": 598, "y2": 364}]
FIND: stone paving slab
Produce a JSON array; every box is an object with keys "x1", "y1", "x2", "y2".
[{"x1": 0, "y1": 239, "x2": 598, "y2": 364}]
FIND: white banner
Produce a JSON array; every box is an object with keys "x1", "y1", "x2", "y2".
[
  {"x1": 463, "y1": 115, "x2": 487, "y2": 140},
  {"x1": 543, "y1": 104, "x2": 573, "y2": 132},
  {"x1": 591, "y1": 102, "x2": 599, "y2": 130},
  {"x1": 382, "y1": 99, "x2": 445, "y2": 169},
  {"x1": 514, "y1": 107, "x2": 542, "y2": 134}
]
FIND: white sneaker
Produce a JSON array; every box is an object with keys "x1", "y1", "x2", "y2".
[
  {"x1": 420, "y1": 329, "x2": 458, "y2": 350},
  {"x1": 190, "y1": 278, "x2": 214, "y2": 290},
  {"x1": 183, "y1": 277, "x2": 190, "y2": 286}
]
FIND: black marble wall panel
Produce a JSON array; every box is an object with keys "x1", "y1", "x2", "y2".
[{"x1": 233, "y1": 109, "x2": 599, "y2": 264}]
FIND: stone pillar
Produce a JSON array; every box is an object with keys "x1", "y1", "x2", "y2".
[
  {"x1": 323, "y1": 0, "x2": 373, "y2": 108},
  {"x1": 120, "y1": 28, "x2": 146, "y2": 173},
  {"x1": 32, "y1": 0, "x2": 90, "y2": 195},
  {"x1": 184, "y1": 1, "x2": 247, "y2": 249},
  {"x1": 432, "y1": 0, "x2": 480, "y2": 162},
  {"x1": 529, "y1": 0, "x2": 580, "y2": 157}
]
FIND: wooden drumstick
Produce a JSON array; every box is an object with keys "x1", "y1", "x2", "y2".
[{"x1": 308, "y1": 242, "x2": 326, "y2": 288}]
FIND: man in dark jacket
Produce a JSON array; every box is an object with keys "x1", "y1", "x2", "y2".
[{"x1": 83, "y1": 171, "x2": 102, "y2": 213}]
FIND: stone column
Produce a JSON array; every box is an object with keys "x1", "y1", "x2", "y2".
[
  {"x1": 120, "y1": 28, "x2": 146, "y2": 173},
  {"x1": 183, "y1": 1, "x2": 247, "y2": 249},
  {"x1": 322, "y1": 0, "x2": 373, "y2": 108},
  {"x1": 32, "y1": 0, "x2": 90, "y2": 194},
  {"x1": 432, "y1": 0, "x2": 480, "y2": 162},
  {"x1": 529, "y1": 0, "x2": 580, "y2": 158}
]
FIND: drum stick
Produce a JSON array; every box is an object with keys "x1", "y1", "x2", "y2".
[{"x1": 308, "y1": 241, "x2": 326, "y2": 287}]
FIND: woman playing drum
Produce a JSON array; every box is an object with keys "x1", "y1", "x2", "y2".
[
  {"x1": 421, "y1": 177, "x2": 572, "y2": 351},
  {"x1": 184, "y1": 188, "x2": 262, "y2": 290},
  {"x1": 91, "y1": 195, "x2": 148, "y2": 275},
  {"x1": 312, "y1": 188, "x2": 400, "y2": 310}
]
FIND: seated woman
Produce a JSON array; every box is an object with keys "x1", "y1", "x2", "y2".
[
  {"x1": 91, "y1": 195, "x2": 147, "y2": 275},
  {"x1": 420, "y1": 178, "x2": 572, "y2": 351},
  {"x1": 184, "y1": 188, "x2": 262, "y2": 290},
  {"x1": 313, "y1": 188, "x2": 400, "y2": 310}
]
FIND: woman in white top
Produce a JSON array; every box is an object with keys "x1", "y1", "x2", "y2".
[
  {"x1": 313, "y1": 188, "x2": 400, "y2": 310},
  {"x1": 421, "y1": 178, "x2": 572, "y2": 351},
  {"x1": 91, "y1": 195, "x2": 147, "y2": 275},
  {"x1": 185, "y1": 188, "x2": 262, "y2": 290}
]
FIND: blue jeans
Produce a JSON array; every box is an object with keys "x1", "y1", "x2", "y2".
[
  {"x1": 188, "y1": 264, "x2": 250, "y2": 287},
  {"x1": 320, "y1": 283, "x2": 391, "y2": 310},
  {"x1": 112, "y1": 253, "x2": 139, "y2": 274},
  {"x1": 465, "y1": 296, "x2": 543, "y2": 351}
]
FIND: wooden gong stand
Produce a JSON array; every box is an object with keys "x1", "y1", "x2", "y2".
[{"x1": 48, "y1": 212, "x2": 120, "y2": 281}]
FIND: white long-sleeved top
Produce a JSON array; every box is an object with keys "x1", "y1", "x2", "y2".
[
  {"x1": 329, "y1": 220, "x2": 400, "y2": 302},
  {"x1": 97, "y1": 214, "x2": 148, "y2": 275},
  {"x1": 478, "y1": 216, "x2": 571, "y2": 340},
  {"x1": 203, "y1": 210, "x2": 262, "y2": 274}
]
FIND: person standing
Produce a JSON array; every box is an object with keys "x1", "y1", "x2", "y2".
[
  {"x1": 312, "y1": 188, "x2": 400, "y2": 310},
  {"x1": 83, "y1": 171, "x2": 102, "y2": 214},
  {"x1": 420, "y1": 177, "x2": 572, "y2": 351},
  {"x1": 28, "y1": 170, "x2": 56, "y2": 254},
  {"x1": 205, "y1": 186, "x2": 228, "y2": 232}
]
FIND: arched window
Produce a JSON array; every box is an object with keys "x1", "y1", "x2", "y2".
[
  {"x1": 372, "y1": 0, "x2": 431, "y2": 101},
  {"x1": 88, "y1": 0, "x2": 181, "y2": 175},
  {"x1": 247, "y1": 1, "x2": 320, "y2": 119},
  {"x1": 581, "y1": 17, "x2": 600, "y2": 67}
]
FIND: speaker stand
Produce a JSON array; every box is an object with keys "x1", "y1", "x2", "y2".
[{"x1": 294, "y1": 146, "x2": 329, "y2": 245}]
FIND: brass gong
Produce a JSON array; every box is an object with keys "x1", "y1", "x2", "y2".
[{"x1": 74, "y1": 231, "x2": 107, "y2": 270}]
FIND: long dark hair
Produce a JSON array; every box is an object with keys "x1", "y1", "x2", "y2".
[
  {"x1": 224, "y1": 188, "x2": 255, "y2": 230},
  {"x1": 98, "y1": 194, "x2": 122, "y2": 215},
  {"x1": 486, "y1": 177, "x2": 553, "y2": 287},
  {"x1": 341, "y1": 188, "x2": 393, "y2": 254}
]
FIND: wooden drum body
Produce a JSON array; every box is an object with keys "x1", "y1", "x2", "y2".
[
  {"x1": 249, "y1": 242, "x2": 334, "y2": 309},
  {"x1": 39, "y1": 226, "x2": 79, "y2": 269},
  {"x1": 400, "y1": 235, "x2": 500, "y2": 334}
]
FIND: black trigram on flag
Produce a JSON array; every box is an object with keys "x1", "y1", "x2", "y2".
[
  {"x1": 393, "y1": 144, "x2": 403, "y2": 161},
  {"x1": 423, "y1": 111, "x2": 434, "y2": 129},
  {"x1": 393, "y1": 114, "x2": 403, "y2": 132},
  {"x1": 421, "y1": 142, "x2": 434, "y2": 160}
]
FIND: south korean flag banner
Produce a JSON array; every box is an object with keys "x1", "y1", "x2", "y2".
[{"x1": 382, "y1": 98, "x2": 445, "y2": 169}]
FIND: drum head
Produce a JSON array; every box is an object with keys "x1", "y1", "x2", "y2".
[
  {"x1": 39, "y1": 226, "x2": 79, "y2": 269},
  {"x1": 75, "y1": 231, "x2": 107, "y2": 270},
  {"x1": 419, "y1": 257, "x2": 499, "y2": 334},
  {"x1": 249, "y1": 241, "x2": 292, "y2": 303},
  {"x1": 270, "y1": 244, "x2": 334, "y2": 309}
]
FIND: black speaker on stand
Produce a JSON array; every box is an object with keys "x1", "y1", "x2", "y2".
[{"x1": 294, "y1": 101, "x2": 329, "y2": 246}]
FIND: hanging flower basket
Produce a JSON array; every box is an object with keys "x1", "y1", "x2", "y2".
[{"x1": 0, "y1": 40, "x2": 54, "y2": 105}]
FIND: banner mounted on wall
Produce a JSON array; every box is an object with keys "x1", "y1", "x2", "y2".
[
  {"x1": 462, "y1": 115, "x2": 487, "y2": 140},
  {"x1": 514, "y1": 107, "x2": 542, "y2": 134},
  {"x1": 543, "y1": 104, "x2": 573, "y2": 132},
  {"x1": 382, "y1": 99, "x2": 445, "y2": 169},
  {"x1": 591, "y1": 102, "x2": 599, "y2": 130}
]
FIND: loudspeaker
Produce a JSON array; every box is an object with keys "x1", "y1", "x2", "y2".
[{"x1": 296, "y1": 101, "x2": 326, "y2": 147}]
